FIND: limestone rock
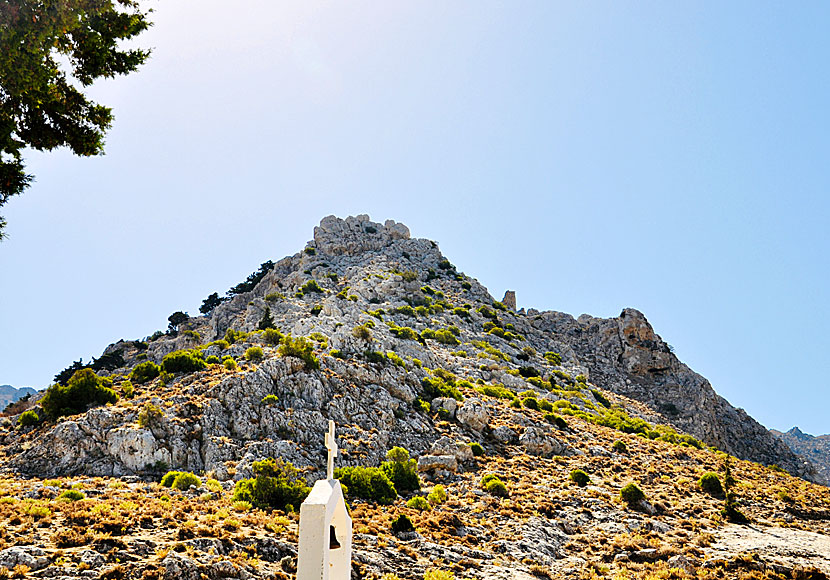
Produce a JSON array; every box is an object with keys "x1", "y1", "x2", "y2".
[
  {"x1": 418, "y1": 454, "x2": 458, "y2": 473},
  {"x1": 457, "y1": 398, "x2": 489, "y2": 432},
  {"x1": 519, "y1": 427, "x2": 563, "y2": 456}
]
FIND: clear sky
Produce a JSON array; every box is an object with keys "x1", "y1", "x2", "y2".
[{"x1": 1, "y1": 2, "x2": 828, "y2": 435}]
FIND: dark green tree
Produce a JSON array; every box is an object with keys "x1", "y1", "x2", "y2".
[
  {"x1": 258, "y1": 306, "x2": 275, "y2": 330},
  {"x1": 0, "y1": 0, "x2": 152, "y2": 240},
  {"x1": 167, "y1": 311, "x2": 188, "y2": 333},
  {"x1": 199, "y1": 292, "x2": 224, "y2": 315}
]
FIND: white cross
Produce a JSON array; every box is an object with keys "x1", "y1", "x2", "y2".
[{"x1": 325, "y1": 420, "x2": 338, "y2": 480}]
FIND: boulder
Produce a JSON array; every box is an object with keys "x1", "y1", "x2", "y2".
[
  {"x1": 417, "y1": 455, "x2": 458, "y2": 473},
  {"x1": 457, "y1": 398, "x2": 489, "y2": 432},
  {"x1": 519, "y1": 427, "x2": 563, "y2": 456}
]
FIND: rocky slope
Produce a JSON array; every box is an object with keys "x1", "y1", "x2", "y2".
[
  {"x1": 0, "y1": 385, "x2": 37, "y2": 412},
  {"x1": 772, "y1": 427, "x2": 830, "y2": 485},
  {"x1": 0, "y1": 214, "x2": 827, "y2": 579}
]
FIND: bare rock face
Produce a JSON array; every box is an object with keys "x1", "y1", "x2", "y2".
[
  {"x1": 457, "y1": 398, "x2": 489, "y2": 432},
  {"x1": 502, "y1": 290, "x2": 517, "y2": 311},
  {"x1": 519, "y1": 427, "x2": 563, "y2": 456},
  {"x1": 772, "y1": 427, "x2": 830, "y2": 485},
  {"x1": 313, "y1": 215, "x2": 410, "y2": 256},
  {"x1": 532, "y1": 308, "x2": 818, "y2": 481}
]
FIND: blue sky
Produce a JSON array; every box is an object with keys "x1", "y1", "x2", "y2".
[{"x1": 1, "y1": 1, "x2": 828, "y2": 435}]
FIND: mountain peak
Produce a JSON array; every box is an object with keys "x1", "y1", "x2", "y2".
[{"x1": 312, "y1": 214, "x2": 411, "y2": 256}]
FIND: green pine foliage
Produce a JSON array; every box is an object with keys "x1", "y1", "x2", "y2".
[
  {"x1": 231, "y1": 458, "x2": 311, "y2": 512},
  {"x1": 41, "y1": 369, "x2": 118, "y2": 418},
  {"x1": 130, "y1": 361, "x2": 160, "y2": 384},
  {"x1": 161, "y1": 350, "x2": 207, "y2": 374}
]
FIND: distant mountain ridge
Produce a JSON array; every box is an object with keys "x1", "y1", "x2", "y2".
[
  {"x1": 772, "y1": 427, "x2": 830, "y2": 484},
  {"x1": 0, "y1": 385, "x2": 38, "y2": 411}
]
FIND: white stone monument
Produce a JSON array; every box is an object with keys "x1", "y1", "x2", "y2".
[{"x1": 297, "y1": 420, "x2": 352, "y2": 580}]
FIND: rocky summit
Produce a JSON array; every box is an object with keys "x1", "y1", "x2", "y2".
[
  {"x1": 1, "y1": 214, "x2": 829, "y2": 580},
  {"x1": 772, "y1": 427, "x2": 830, "y2": 487}
]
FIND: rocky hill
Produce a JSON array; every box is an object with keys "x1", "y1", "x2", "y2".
[
  {"x1": 0, "y1": 385, "x2": 38, "y2": 412},
  {"x1": 0, "y1": 214, "x2": 828, "y2": 580},
  {"x1": 772, "y1": 427, "x2": 830, "y2": 485}
]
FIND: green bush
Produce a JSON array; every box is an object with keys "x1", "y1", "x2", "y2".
[
  {"x1": 18, "y1": 409, "x2": 39, "y2": 427},
  {"x1": 232, "y1": 458, "x2": 311, "y2": 512},
  {"x1": 160, "y1": 471, "x2": 201, "y2": 491},
  {"x1": 421, "y1": 376, "x2": 462, "y2": 402},
  {"x1": 543, "y1": 352, "x2": 562, "y2": 365},
  {"x1": 390, "y1": 514, "x2": 415, "y2": 534},
  {"x1": 544, "y1": 413, "x2": 568, "y2": 430},
  {"x1": 406, "y1": 496, "x2": 430, "y2": 511},
  {"x1": 433, "y1": 329, "x2": 460, "y2": 346},
  {"x1": 390, "y1": 326, "x2": 419, "y2": 341},
  {"x1": 427, "y1": 484, "x2": 447, "y2": 505},
  {"x1": 277, "y1": 335, "x2": 320, "y2": 370},
  {"x1": 424, "y1": 570, "x2": 454, "y2": 580},
  {"x1": 591, "y1": 389, "x2": 611, "y2": 408},
  {"x1": 570, "y1": 469, "x2": 590, "y2": 486},
  {"x1": 205, "y1": 355, "x2": 220, "y2": 365},
  {"x1": 245, "y1": 346, "x2": 264, "y2": 362},
  {"x1": 382, "y1": 447, "x2": 420, "y2": 494},
  {"x1": 41, "y1": 369, "x2": 118, "y2": 418},
  {"x1": 611, "y1": 440, "x2": 628, "y2": 454},
  {"x1": 330, "y1": 349, "x2": 345, "y2": 359},
  {"x1": 137, "y1": 402, "x2": 164, "y2": 428},
  {"x1": 58, "y1": 489, "x2": 85, "y2": 501},
  {"x1": 261, "y1": 394, "x2": 279, "y2": 407},
  {"x1": 522, "y1": 397, "x2": 539, "y2": 410},
  {"x1": 130, "y1": 361, "x2": 160, "y2": 384},
  {"x1": 481, "y1": 474, "x2": 508, "y2": 498},
  {"x1": 699, "y1": 472, "x2": 723, "y2": 495},
  {"x1": 223, "y1": 357, "x2": 237, "y2": 370},
  {"x1": 469, "y1": 442, "x2": 485, "y2": 457},
  {"x1": 364, "y1": 350, "x2": 386, "y2": 364},
  {"x1": 386, "y1": 351, "x2": 406, "y2": 368},
  {"x1": 400, "y1": 270, "x2": 418, "y2": 282},
  {"x1": 161, "y1": 350, "x2": 207, "y2": 373},
  {"x1": 263, "y1": 328, "x2": 283, "y2": 346},
  {"x1": 620, "y1": 483, "x2": 645, "y2": 506},
  {"x1": 334, "y1": 466, "x2": 397, "y2": 505},
  {"x1": 475, "y1": 383, "x2": 514, "y2": 399},
  {"x1": 299, "y1": 280, "x2": 324, "y2": 295}
]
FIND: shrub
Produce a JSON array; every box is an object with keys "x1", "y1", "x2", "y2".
[
  {"x1": 427, "y1": 484, "x2": 447, "y2": 505},
  {"x1": 424, "y1": 570, "x2": 454, "y2": 580},
  {"x1": 224, "y1": 328, "x2": 248, "y2": 345},
  {"x1": 364, "y1": 350, "x2": 386, "y2": 364},
  {"x1": 223, "y1": 357, "x2": 237, "y2": 371},
  {"x1": 475, "y1": 383, "x2": 513, "y2": 399},
  {"x1": 212, "y1": 339, "x2": 230, "y2": 350},
  {"x1": 41, "y1": 369, "x2": 118, "y2": 418},
  {"x1": 299, "y1": 280, "x2": 324, "y2": 295},
  {"x1": 17, "y1": 410, "x2": 39, "y2": 427},
  {"x1": 518, "y1": 366, "x2": 540, "y2": 378},
  {"x1": 537, "y1": 399, "x2": 553, "y2": 412},
  {"x1": 570, "y1": 469, "x2": 590, "y2": 486},
  {"x1": 137, "y1": 402, "x2": 164, "y2": 428},
  {"x1": 390, "y1": 514, "x2": 415, "y2": 534},
  {"x1": 406, "y1": 496, "x2": 430, "y2": 511},
  {"x1": 310, "y1": 304, "x2": 323, "y2": 316},
  {"x1": 481, "y1": 474, "x2": 509, "y2": 498},
  {"x1": 278, "y1": 335, "x2": 320, "y2": 370},
  {"x1": 232, "y1": 458, "x2": 311, "y2": 512},
  {"x1": 130, "y1": 361, "x2": 160, "y2": 384},
  {"x1": 352, "y1": 324, "x2": 373, "y2": 341},
  {"x1": 261, "y1": 394, "x2": 279, "y2": 407},
  {"x1": 330, "y1": 349, "x2": 345, "y2": 359},
  {"x1": 261, "y1": 328, "x2": 282, "y2": 346},
  {"x1": 382, "y1": 447, "x2": 420, "y2": 494},
  {"x1": 400, "y1": 270, "x2": 418, "y2": 282},
  {"x1": 393, "y1": 305, "x2": 416, "y2": 317},
  {"x1": 258, "y1": 306, "x2": 276, "y2": 330},
  {"x1": 265, "y1": 292, "x2": 281, "y2": 302},
  {"x1": 334, "y1": 466, "x2": 397, "y2": 505},
  {"x1": 205, "y1": 355, "x2": 220, "y2": 365},
  {"x1": 160, "y1": 471, "x2": 201, "y2": 491},
  {"x1": 469, "y1": 442, "x2": 485, "y2": 457},
  {"x1": 386, "y1": 351, "x2": 406, "y2": 368},
  {"x1": 543, "y1": 352, "x2": 562, "y2": 365},
  {"x1": 611, "y1": 440, "x2": 628, "y2": 454},
  {"x1": 58, "y1": 490, "x2": 85, "y2": 501},
  {"x1": 245, "y1": 346, "x2": 264, "y2": 362},
  {"x1": 433, "y1": 329, "x2": 460, "y2": 346},
  {"x1": 421, "y1": 376, "x2": 462, "y2": 402},
  {"x1": 390, "y1": 326, "x2": 419, "y2": 341},
  {"x1": 161, "y1": 350, "x2": 207, "y2": 373},
  {"x1": 543, "y1": 413, "x2": 568, "y2": 430},
  {"x1": 522, "y1": 397, "x2": 539, "y2": 410},
  {"x1": 699, "y1": 472, "x2": 723, "y2": 495},
  {"x1": 620, "y1": 483, "x2": 645, "y2": 506},
  {"x1": 591, "y1": 389, "x2": 611, "y2": 408}
]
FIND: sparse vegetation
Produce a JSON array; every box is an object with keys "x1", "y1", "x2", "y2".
[{"x1": 277, "y1": 335, "x2": 320, "y2": 370}]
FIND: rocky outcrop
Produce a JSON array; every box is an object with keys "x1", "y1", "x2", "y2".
[
  {"x1": 772, "y1": 427, "x2": 830, "y2": 485},
  {"x1": 529, "y1": 308, "x2": 818, "y2": 482}
]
